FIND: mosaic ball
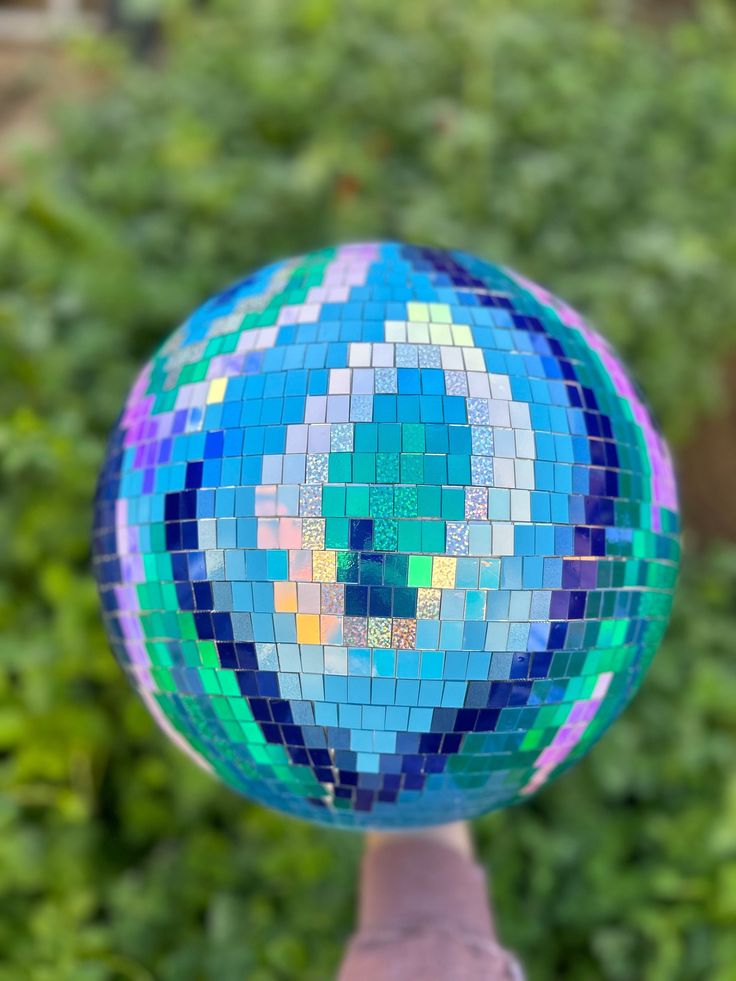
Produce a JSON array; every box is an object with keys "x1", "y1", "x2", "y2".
[{"x1": 93, "y1": 242, "x2": 680, "y2": 829}]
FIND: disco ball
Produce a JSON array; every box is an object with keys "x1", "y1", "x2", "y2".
[{"x1": 93, "y1": 242, "x2": 680, "y2": 828}]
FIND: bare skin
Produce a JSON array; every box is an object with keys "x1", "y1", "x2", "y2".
[
  {"x1": 339, "y1": 821, "x2": 523, "y2": 980},
  {"x1": 365, "y1": 819, "x2": 474, "y2": 860}
]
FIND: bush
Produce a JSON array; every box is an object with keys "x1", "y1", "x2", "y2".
[{"x1": 1, "y1": 1, "x2": 735, "y2": 977}]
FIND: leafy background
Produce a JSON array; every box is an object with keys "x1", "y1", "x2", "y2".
[{"x1": 1, "y1": 0, "x2": 736, "y2": 978}]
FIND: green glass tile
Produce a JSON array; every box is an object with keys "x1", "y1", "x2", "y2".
[
  {"x1": 328, "y1": 453, "x2": 352, "y2": 482},
  {"x1": 496, "y1": 708, "x2": 522, "y2": 732},
  {"x1": 417, "y1": 485, "x2": 441, "y2": 517},
  {"x1": 337, "y1": 551, "x2": 359, "y2": 583},
  {"x1": 136, "y1": 582, "x2": 153, "y2": 608},
  {"x1": 213, "y1": 698, "x2": 234, "y2": 720},
  {"x1": 161, "y1": 582, "x2": 178, "y2": 608},
  {"x1": 353, "y1": 453, "x2": 376, "y2": 482},
  {"x1": 360, "y1": 554, "x2": 384, "y2": 584},
  {"x1": 148, "y1": 641, "x2": 172, "y2": 667},
  {"x1": 199, "y1": 669, "x2": 221, "y2": 695},
  {"x1": 150, "y1": 524, "x2": 166, "y2": 551},
  {"x1": 345, "y1": 486, "x2": 369, "y2": 516},
  {"x1": 152, "y1": 667, "x2": 176, "y2": 692},
  {"x1": 199, "y1": 640, "x2": 220, "y2": 667},
  {"x1": 222, "y1": 720, "x2": 245, "y2": 742},
  {"x1": 398, "y1": 521, "x2": 422, "y2": 552},
  {"x1": 611, "y1": 563, "x2": 625, "y2": 587},
  {"x1": 322, "y1": 485, "x2": 346, "y2": 516},
  {"x1": 178, "y1": 611, "x2": 198, "y2": 641},
  {"x1": 422, "y1": 521, "x2": 445, "y2": 553},
  {"x1": 441, "y1": 488, "x2": 465, "y2": 519},
  {"x1": 181, "y1": 640, "x2": 199, "y2": 665},
  {"x1": 383, "y1": 554, "x2": 408, "y2": 587},
  {"x1": 586, "y1": 592, "x2": 601, "y2": 617},
  {"x1": 408, "y1": 555, "x2": 432, "y2": 587},
  {"x1": 325, "y1": 518, "x2": 349, "y2": 549}
]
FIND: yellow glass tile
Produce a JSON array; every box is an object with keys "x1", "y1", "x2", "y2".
[
  {"x1": 432, "y1": 556, "x2": 456, "y2": 588},
  {"x1": 429, "y1": 323, "x2": 452, "y2": 345},
  {"x1": 451, "y1": 324, "x2": 473, "y2": 346},
  {"x1": 206, "y1": 377, "x2": 228, "y2": 403},
  {"x1": 429, "y1": 303, "x2": 452, "y2": 323},
  {"x1": 296, "y1": 613, "x2": 320, "y2": 645},
  {"x1": 407, "y1": 301, "x2": 429, "y2": 322}
]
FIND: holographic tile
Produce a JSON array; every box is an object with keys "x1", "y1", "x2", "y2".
[
  {"x1": 417, "y1": 588, "x2": 441, "y2": 620},
  {"x1": 392, "y1": 618, "x2": 417, "y2": 650},
  {"x1": 321, "y1": 582, "x2": 344, "y2": 615},
  {"x1": 465, "y1": 487, "x2": 488, "y2": 520},
  {"x1": 343, "y1": 616, "x2": 368, "y2": 647},
  {"x1": 302, "y1": 518, "x2": 325, "y2": 549},
  {"x1": 330, "y1": 423, "x2": 354, "y2": 452}
]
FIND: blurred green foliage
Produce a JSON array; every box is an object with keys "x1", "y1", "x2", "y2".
[{"x1": 1, "y1": 0, "x2": 736, "y2": 977}]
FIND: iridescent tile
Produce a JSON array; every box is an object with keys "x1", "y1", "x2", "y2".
[
  {"x1": 312, "y1": 550, "x2": 337, "y2": 582},
  {"x1": 367, "y1": 617, "x2": 392, "y2": 648},
  {"x1": 465, "y1": 487, "x2": 488, "y2": 520},
  {"x1": 394, "y1": 486, "x2": 418, "y2": 517},
  {"x1": 306, "y1": 453, "x2": 329, "y2": 484},
  {"x1": 343, "y1": 616, "x2": 368, "y2": 646},
  {"x1": 418, "y1": 345, "x2": 441, "y2": 368},
  {"x1": 416, "y1": 588, "x2": 441, "y2": 619},
  {"x1": 302, "y1": 518, "x2": 325, "y2": 549},
  {"x1": 299, "y1": 485, "x2": 322, "y2": 517},
  {"x1": 330, "y1": 423, "x2": 354, "y2": 452},
  {"x1": 391, "y1": 618, "x2": 417, "y2": 650},
  {"x1": 471, "y1": 426, "x2": 494, "y2": 456},
  {"x1": 446, "y1": 522, "x2": 469, "y2": 556},
  {"x1": 432, "y1": 556, "x2": 456, "y2": 588},
  {"x1": 445, "y1": 370, "x2": 469, "y2": 396},
  {"x1": 396, "y1": 344, "x2": 418, "y2": 367},
  {"x1": 471, "y1": 456, "x2": 494, "y2": 486},
  {"x1": 321, "y1": 582, "x2": 344, "y2": 614},
  {"x1": 375, "y1": 368, "x2": 397, "y2": 394},
  {"x1": 373, "y1": 519, "x2": 398, "y2": 551},
  {"x1": 350, "y1": 395, "x2": 373, "y2": 422},
  {"x1": 466, "y1": 397, "x2": 489, "y2": 425}
]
